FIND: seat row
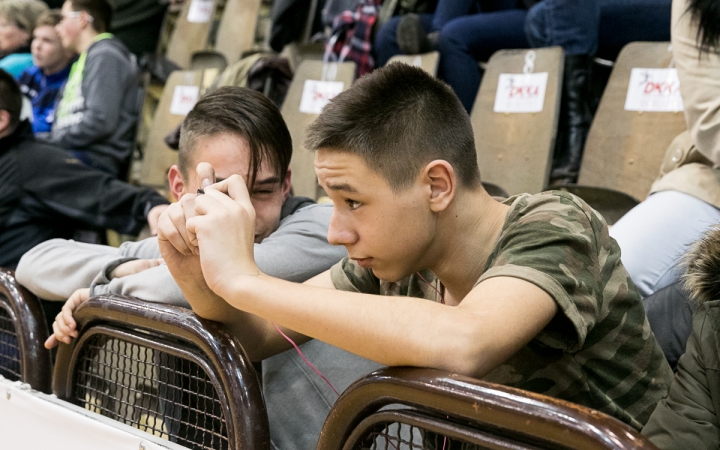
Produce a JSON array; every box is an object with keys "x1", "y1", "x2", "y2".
[{"x1": 136, "y1": 40, "x2": 685, "y2": 228}]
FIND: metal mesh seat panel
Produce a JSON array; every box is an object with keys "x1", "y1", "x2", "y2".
[
  {"x1": 73, "y1": 333, "x2": 229, "y2": 449},
  {"x1": 0, "y1": 305, "x2": 21, "y2": 381},
  {"x1": 357, "y1": 422, "x2": 489, "y2": 450}
]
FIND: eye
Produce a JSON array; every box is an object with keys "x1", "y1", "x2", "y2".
[{"x1": 345, "y1": 199, "x2": 361, "y2": 210}]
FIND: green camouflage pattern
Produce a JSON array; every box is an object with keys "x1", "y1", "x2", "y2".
[{"x1": 331, "y1": 191, "x2": 672, "y2": 429}]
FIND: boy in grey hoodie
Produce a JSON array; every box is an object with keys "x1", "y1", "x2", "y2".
[
  {"x1": 49, "y1": 0, "x2": 138, "y2": 177},
  {"x1": 18, "y1": 86, "x2": 380, "y2": 450}
]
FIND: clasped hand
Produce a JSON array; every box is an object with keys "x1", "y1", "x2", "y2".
[{"x1": 157, "y1": 163, "x2": 260, "y2": 299}]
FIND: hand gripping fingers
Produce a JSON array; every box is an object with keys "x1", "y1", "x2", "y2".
[
  {"x1": 205, "y1": 174, "x2": 254, "y2": 210},
  {"x1": 158, "y1": 200, "x2": 197, "y2": 256}
]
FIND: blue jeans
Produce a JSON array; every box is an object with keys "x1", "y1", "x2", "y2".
[
  {"x1": 374, "y1": 0, "x2": 528, "y2": 112},
  {"x1": 375, "y1": 0, "x2": 479, "y2": 67},
  {"x1": 525, "y1": 0, "x2": 671, "y2": 58},
  {"x1": 610, "y1": 191, "x2": 720, "y2": 297}
]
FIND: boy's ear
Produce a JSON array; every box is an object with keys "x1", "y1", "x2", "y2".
[
  {"x1": 423, "y1": 160, "x2": 455, "y2": 213},
  {"x1": 167, "y1": 165, "x2": 186, "y2": 201}
]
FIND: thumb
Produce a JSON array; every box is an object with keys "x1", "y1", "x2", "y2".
[{"x1": 196, "y1": 162, "x2": 216, "y2": 190}]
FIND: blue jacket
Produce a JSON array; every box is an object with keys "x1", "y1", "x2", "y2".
[
  {"x1": 0, "y1": 53, "x2": 33, "y2": 79},
  {"x1": 18, "y1": 63, "x2": 73, "y2": 136}
]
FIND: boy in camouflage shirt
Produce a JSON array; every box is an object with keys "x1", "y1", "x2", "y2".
[{"x1": 158, "y1": 64, "x2": 672, "y2": 430}]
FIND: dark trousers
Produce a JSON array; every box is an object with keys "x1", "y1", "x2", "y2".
[
  {"x1": 525, "y1": 0, "x2": 671, "y2": 59},
  {"x1": 374, "y1": 0, "x2": 528, "y2": 112}
]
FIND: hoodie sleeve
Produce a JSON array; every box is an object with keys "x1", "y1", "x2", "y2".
[
  {"x1": 51, "y1": 44, "x2": 134, "y2": 149},
  {"x1": 21, "y1": 144, "x2": 168, "y2": 235},
  {"x1": 16, "y1": 239, "x2": 123, "y2": 300}
]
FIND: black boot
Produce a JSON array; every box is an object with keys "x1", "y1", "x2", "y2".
[{"x1": 550, "y1": 54, "x2": 594, "y2": 186}]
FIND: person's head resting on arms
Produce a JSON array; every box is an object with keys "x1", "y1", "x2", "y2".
[
  {"x1": 0, "y1": 0, "x2": 48, "y2": 57},
  {"x1": 307, "y1": 63, "x2": 504, "y2": 288},
  {"x1": 56, "y1": 0, "x2": 111, "y2": 55},
  {"x1": 31, "y1": 10, "x2": 75, "y2": 75},
  {"x1": 0, "y1": 69, "x2": 23, "y2": 139},
  {"x1": 170, "y1": 86, "x2": 293, "y2": 243}
]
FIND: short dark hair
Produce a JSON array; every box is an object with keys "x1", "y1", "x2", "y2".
[
  {"x1": 305, "y1": 63, "x2": 481, "y2": 192},
  {"x1": 68, "y1": 0, "x2": 112, "y2": 33},
  {"x1": 0, "y1": 69, "x2": 22, "y2": 128},
  {"x1": 179, "y1": 86, "x2": 293, "y2": 188}
]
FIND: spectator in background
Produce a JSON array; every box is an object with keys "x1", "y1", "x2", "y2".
[
  {"x1": 48, "y1": 0, "x2": 139, "y2": 177},
  {"x1": 0, "y1": 69, "x2": 168, "y2": 270},
  {"x1": 0, "y1": 0, "x2": 48, "y2": 78},
  {"x1": 642, "y1": 225, "x2": 720, "y2": 448},
  {"x1": 525, "y1": 0, "x2": 671, "y2": 184},
  {"x1": 374, "y1": 0, "x2": 530, "y2": 113},
  {"x1": 610, "y1": 0, "x2": 720, "y2": 300},
  {"x1": 111, "y1": 0, "x2": 167, "y2": 57},
  {"x1": 18, "y1": 9, "x2": 75, "y2": 137}
]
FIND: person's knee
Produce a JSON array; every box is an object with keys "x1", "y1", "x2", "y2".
[{"x1": 437, "y1": 19, "x2": 470, "y2": 54}]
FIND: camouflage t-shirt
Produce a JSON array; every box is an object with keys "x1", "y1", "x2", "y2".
[{"x1": 330, "y1": 191, "x2": 672, "y2": 429}]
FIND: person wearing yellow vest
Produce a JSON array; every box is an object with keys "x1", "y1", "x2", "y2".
[{"x1": 48, "y1": 0, "x2": 138, "y2": 177}]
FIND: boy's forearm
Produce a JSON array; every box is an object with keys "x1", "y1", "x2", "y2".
[
  {"x1": 220, "y1": 274, "x2": 486, "y2": 375},
  {"x1": 219, "y1": 274, "x2": 557, "y2": 376}
]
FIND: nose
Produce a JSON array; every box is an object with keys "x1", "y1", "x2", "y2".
[{"x1": 326, "y1": 209, "x2": 357, "y2": 247}]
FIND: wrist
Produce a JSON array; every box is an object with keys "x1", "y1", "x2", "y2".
[{"x1": 211, "y1": 267, "x2": 264, "y2": 308}]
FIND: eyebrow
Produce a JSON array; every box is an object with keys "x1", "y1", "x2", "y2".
[
  {"x1": 253, "y1": 176, "x2": 281, "y2": 186},
  {"x1": 325, "y1": 182, "x2": 359, "y2": 193}
]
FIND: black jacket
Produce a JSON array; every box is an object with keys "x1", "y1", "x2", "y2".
[{"x1": 0, "y1": 121, "x2": 168, "y2": 269}]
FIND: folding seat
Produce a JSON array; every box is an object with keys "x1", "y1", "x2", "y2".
[
  {"x1": 52, "y1": 295, "x2": 269, "y2": 449},
  {"x1": 281, "y1": 60, "x2": 356, "y2": 199},
  {"x1": 470, "y1": 47, "x2": 564, "y2": 197},
  {"x1": 214, "y1": 0, "x2": 263, "y2": 66},
  {"x1": 317, "y1": 367, "x2": 658, "y2": 450},
  {"x1": 138, "y1": 68, "x2": 220, "y2": 189},
  {"x1": 571, "y1": 42, "x2": 687, "y2": 224},
  {"x1": 165, "y1": 0, "x2": 221, "y2": 69},
  {"x1": 0, "y1": 268, "x2": 52, "y2": 394}
]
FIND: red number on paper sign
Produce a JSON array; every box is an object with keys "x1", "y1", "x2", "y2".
[
  {"x1": 643, "y1": 81, "x2": 679, "y2": 95},
  {"x1": 509, "y1": 85, "x2": 540, "y2": 98}
]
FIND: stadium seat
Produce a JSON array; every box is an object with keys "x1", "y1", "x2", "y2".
[
  {"x1": 215, "y1": 0, "x2": 262, "y2": 66},
  {"x1": 577, "y1": 42, "x2": 687, "y2": 203},
  {"x1": 386, "y1": 51, "x2": 440, "y2": 76},
  {"x1": 139, "y1": 68, "x2": 220, "y2": 188},
  {"x1": 166, "y1": 0, "x2": 220, "y2": 69},
  {"x1": 281, "y1": 60, "x2": 356, "y2": 199},
  {"x1": 317, "y1": 367, "x2": 659, "y2": 450},
  {"x1": 52, "y1": 295, "x2": 269, "y2": 449},
  {"x1": 0, "y1": 268, "x2": 52, "y2": 394},
  {"x1": 470, "y1": 47, "x2": 564, "y2": 196}
]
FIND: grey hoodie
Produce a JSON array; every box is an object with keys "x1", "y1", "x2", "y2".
[{"x1": 49, "y1": 37, "x2": 138, "y2": 176}]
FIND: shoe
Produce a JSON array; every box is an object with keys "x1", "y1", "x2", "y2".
[
  {"x1": 397, "y1": 13, "x2": 435, "y2": 55},
  {"x1": 550, "y1": 54, "x2": 594, "y2": 184}
]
